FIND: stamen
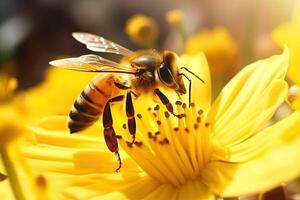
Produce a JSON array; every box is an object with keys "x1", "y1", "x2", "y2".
[
  {"x1": 194, "y1": 123, "x2": 198, "y2": 130},
  {"x1": 126, "y1": 141, "x2": 133, "y2": 148},
  {"x1": 164, "y1": 111, "x2": 170, "y2": 118},
  {"x1": 117, "y1": 99, "x2": 217, "y2": 187},
  {"x1": 148, "y1": 132, "x2": 153, "y2": 139},
  {"x1": 154, "y1": 105, "x2": 160, "y2": 111},
  {"x1": 198, "y1": 109, "x2": 203, "y2": 115},
  {"x1": 134, "y1": 141, "x2": 143, "y2": 147},
  {"x1": 152, "y1": 112, "x2": 157, "y2": 118},
  {"x1": 163, "y1": 138, "x2": 169, "y2": 144},
  {"x1": 116, "y1": 135, "x2": 122, "y2": 139}
]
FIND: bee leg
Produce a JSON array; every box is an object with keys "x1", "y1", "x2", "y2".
[
  {"x1": 154, "y1": 88, "x2": 179, "y2": 117},
  {"x1": 126, "y1": 91, "x2": 136, "y2": 144},
  {"x1": 103, "y1": 95, "x2": 124, "y2": 172},
  {"x1": 114, "y1": 81, "x2": 131, "y2": 90},
  {"x1": 178, "y1": 73, "x2": 192, "y2": 107},
  {"x1": 114, "y1": 82, "x2": 138, "y2": 98}
]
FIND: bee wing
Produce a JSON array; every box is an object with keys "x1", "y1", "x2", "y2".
[
  {"x1": 72, "y1": 32, "x2": 133, "y2": 55},
  {"x1": 49, "y1": 54, "x2": 140, "y2": 74}
]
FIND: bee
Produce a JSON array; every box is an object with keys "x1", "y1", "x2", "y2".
[{"x1": 50, "y1": 32, "x2": 203, "y2": 171}]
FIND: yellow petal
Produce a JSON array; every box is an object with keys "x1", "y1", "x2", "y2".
[
  {"x1": 180, "y1": 53, "x2": 211, "y2": 114},
  {"x1": 209, "y1": 47, "x2": 289, "y2": 146},
  {"x1": 272, "y1": 4, "x2": 300, "y2": 85},
  {"x1": 60, "y1": 173, "x2": 161, "y2": 200},
  {"x1": 222, "y1": 111, "x2": 300, "y2": 196},
  {"x1": 24, "y1": 116, "x2": 139, "y2": 174},
  {"x1": 20, "y1": 67, "x2": 94, "y2": 121}
]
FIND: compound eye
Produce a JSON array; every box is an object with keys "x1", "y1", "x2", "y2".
[{"x1": 158, "y1": 63, "x2": 175, "y2": 86}]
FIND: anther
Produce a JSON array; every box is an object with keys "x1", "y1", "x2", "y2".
[
  {"x1": 182, "y1": 103, "x2": 187, "y2": 109},
  {"x1": 147, "y1": 107, "x2": 152, "y2": 111},
  {"x1": 154, "y1": 105, "x2": 160, "y2": 111},
  {"x1": 178, "y1": 114, "x2": 183, "y2": 119},
  {"x1": 175, "y1": 101, "x2": 182, "y2": 105},
  {"x1": 148, "y1": 132, "x2": 153, "y2": 138},
  {"x1": 155, "y1": 131, "x2": 160, "y2": 136},
  {"x1": 205, "y1": 122, "x2": 210, "y2": 127},
  {"x1": 152, "y1": 112, "x2": 157, "y2": 118},
  {"x1": 196, "y1": 117, "x2": 201, "y2": 123},
  {"x1": 137, "y1": 113, "x2": 142, "y2": 119},
  {"x1": 190, "y1": 102, "x2": 195, "y2": 107},
  {"x1": 163, "y1": 138, "x2": 169, "y2": 144},
  {"x1": 116, "y1": 135, "x2": 123, "y2": 139},
  {"x1": 122, "y1": 124, "x2": 127, "y2": 129},
  {"x1": 126, "y1": 141, "x2": 133, "y2": 148},
  {"x1": 134, "y1": 141, "x2": 143, "y2": 147},
  {"x1": 184, "y1": 128, "x2": 190, "y2": 133},
  {"x1": 164, "y1": 111, "x2": 170, "y2": 118},
  {"x1": 194, "y1": 123, "x2": 198, "y2": 130},
  {"x1": 173, "y1": 127, "x2": 179, "y2": 132},
  {"x1": 198, "y1": 109, "x2": 203, "y2": 115},
  {"x1": 156, "y1": 120, "x2": 162, "y2": 126}
]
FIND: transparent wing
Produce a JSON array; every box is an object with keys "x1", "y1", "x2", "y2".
[
  {"x1": 72, "y1": 32, "x2": 133, "y2": 55},
  {"x1": 49, "y1": 54, "x2": 139, "y2": 74}
]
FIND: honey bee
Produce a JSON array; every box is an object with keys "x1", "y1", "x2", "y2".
[{"x1": 50, "y1": 32, "x2": 203, "y2": 171}]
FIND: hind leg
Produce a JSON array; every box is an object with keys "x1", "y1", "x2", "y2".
[{"x1": 103, "y1": 95, "x2": 124, "y2": 172}]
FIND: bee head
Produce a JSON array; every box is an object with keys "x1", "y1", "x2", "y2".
[{"x1": 158, "y1": 51, "x2": 186, "y2": 95}]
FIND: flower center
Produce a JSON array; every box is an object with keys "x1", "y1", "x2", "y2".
[{"x1": 117, "y1": 100, "x2": 227, "y2": 186}]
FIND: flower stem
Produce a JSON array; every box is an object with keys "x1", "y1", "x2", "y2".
[{"x1": 0, "y1": 146, "x2": 26, "y2": 200}]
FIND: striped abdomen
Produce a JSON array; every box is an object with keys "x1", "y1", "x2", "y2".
[{"x1": 68, "y1": 75, "x2": 118, "y2": 133}]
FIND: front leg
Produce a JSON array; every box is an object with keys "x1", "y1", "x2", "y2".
[
  {"x1": 126, "y1": 91, "x2": 136, "y2": 144},
  {"x1": 154, "y1": 88, "x2": 179, "y2": 117}
]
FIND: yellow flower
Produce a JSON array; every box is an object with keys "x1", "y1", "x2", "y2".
[
  {"x1": 0, "y1": 74, "x2": 17, "y2": 103},
  {"x1": 125, "y1": 14, "x2": 159, "y2": 47},
  {"x1": 185, "y1": 26, "x2": 238, "y2": 78},
  {"x1": 166, "y1": 10, "x2": 184, "y2": 27},
  {"x1": 272, "y1": 4, "x2": 300, "y2": 86},
  {"x1": 272, "y1": 4, "x2": 300, "y2": 110},
  {"x1": 0, "y1": 74, "x2": 54, "y2": 200},
  {"x1": 16, "y1": 67, "x2": 94, "y2": 121},
  {"x1": 23, "y1": 47, "x2": 300, "y2": 199}
]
